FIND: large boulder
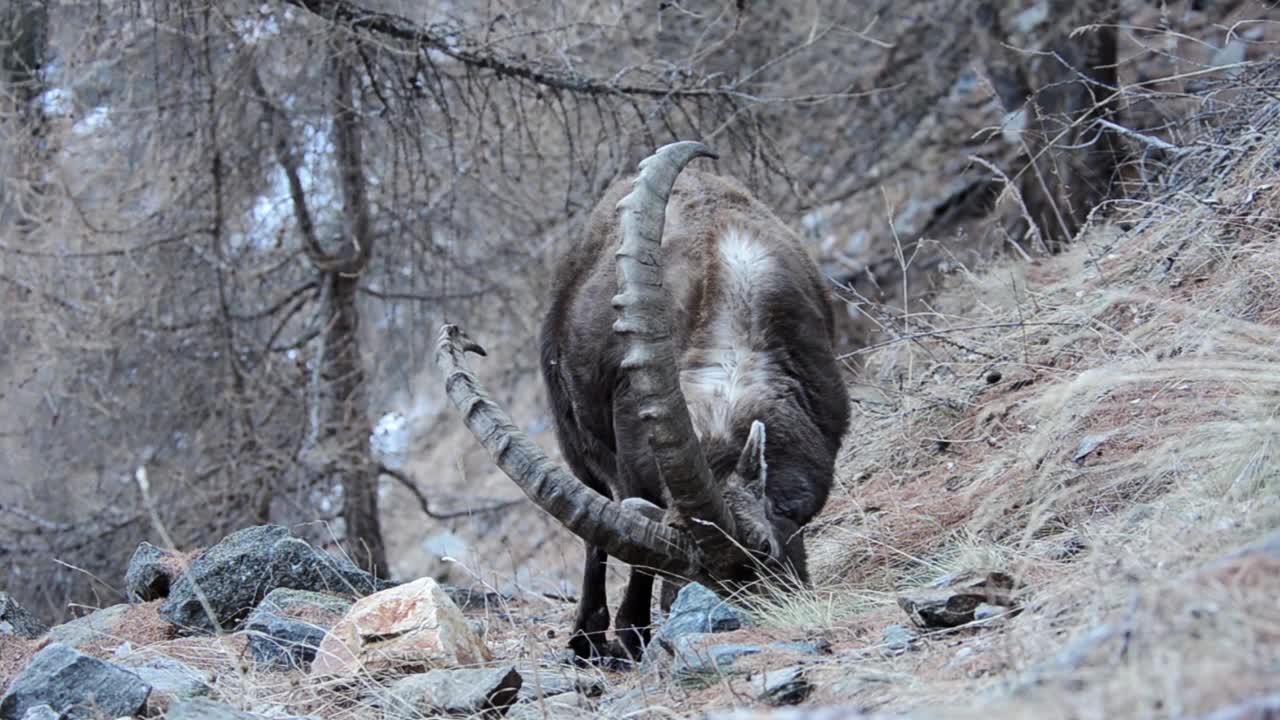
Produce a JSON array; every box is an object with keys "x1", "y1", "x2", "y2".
[
  {"x1": 0, "y1": 643, "x2": 151, "y2": 720},
  {"x1": 245, "y1": 589, "x2": 352, "y2": 669},
  {"x1": 0, "y1": 594, "x2": 47, "y2": 639},
  {"x1": 309, "y1": 577, "x2": 490, "y2": 678},
  {"x1": 382, "y1": 667, "x2": 521, "y2": 719},
  {"x1": 123, "y1": 542, "x2": 184, "y2": 602},
  {"x1": 44, "y1": 606, "x2": 130, "y2": 651},
  {"x1": 159, "y1": 525, "x2": 390, "y2": 634}
]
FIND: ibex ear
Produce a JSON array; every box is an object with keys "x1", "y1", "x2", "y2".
[{"x1": 735, "y1": 420, "x2": 768, "y2": 499}]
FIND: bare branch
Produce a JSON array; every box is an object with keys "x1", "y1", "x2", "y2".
[
  {"x1": 280, "y1": 0, "x2": 740, "y2": 100},
  {"x1": 378, "y1": 464, "x2": 523, "y2": 520}
]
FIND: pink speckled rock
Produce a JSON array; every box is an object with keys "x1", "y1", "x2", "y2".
[{"x1": 309, "y1": 578, "x2": 489, "y2": 678}]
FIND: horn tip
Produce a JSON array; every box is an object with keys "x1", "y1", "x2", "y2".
[{"x1": 440, "y1": 323, "x2": 488, "y2": 356}]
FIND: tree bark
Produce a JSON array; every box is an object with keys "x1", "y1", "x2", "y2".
[
  {"x1": 325, "y1": 38, "x2": 387, "y2": 577},
  {"x1": 326, "y1": 271, "x2": 388, "y2": 577},
  {"x1": 0, "y1": 0, "x2": 48, "y2": 234}
]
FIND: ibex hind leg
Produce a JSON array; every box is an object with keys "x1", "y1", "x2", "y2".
[{"x1": 568, "y1": 545, "x2": 612, "y2": 662}]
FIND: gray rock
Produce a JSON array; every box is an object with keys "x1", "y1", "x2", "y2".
[
  {"x1": 513, "y1": 663, "x2": 604, "y2": 702},
  {"x1": 706, "y1": 708, "x2": 882, "y2": 720},
  {"x1": 750, "y1": 666, "x2": 812, "y2": 706},
  {"x1": 671, "y1": 636, "x2": 762, "y2": 677},
  {"x1": 44, "y1": 605, "x2": 130, "y2": 650},
  {"x1": 442, "y1": 587, "x2": 511, "y2": 612},
  {"x1": 596, "y1": 686, "x2": 663, "y2": 718},
  {"x1": 383, "y1": 666, "x2": 522, "y2": 718},
  {"x1": 159, "y1": 525, "x2": 390, "y2": 634},
  {"x1": 668, "y1": 634, "x2": 831, "y2": 680},
  {"x1": 897, "y1": 572, "x2": 1017, "y2": 629},
  {"x1": 0, "y1": 593, "x2": 48, "y2": 639},
  {"x1": 124, "y1": 542, "x2": 180, "y2": 602},
  {"x1": 166, "y1": 699, "x2": 257, "y2": 720},
  {"x1": 880, "y1": 624, "x2": 919, "y2": 657},
  {"x1": 244, "y1": 588, "x2": 351, "y2": 669},
  {"x1": 506, "y1": 692, "x2": 591, "y2": 720},
  {"x1": 0, "y1": 643, "x2": 151, "y2": 720},
  {"x1": 115, "y1": 655, "x2": 211, "y2": 709},
  {"x1": 646, "y1": 583, "x2": 749, "y2": 668},
  {"x1": 18, "y1": 707, "x2": 60, "y2": 720},
  {"x1": 166, "y1": 698, "x2": 321, "y2": 720},
  {"x1": 1072, "y1": 433, "x2": 1113, "y2": 465},
  {"x1": 769, "y1": 639, "x2": 832, "y2": 656},
  {"x1": 973, "y1": 603, "x2": 1006, "y2": 622}
]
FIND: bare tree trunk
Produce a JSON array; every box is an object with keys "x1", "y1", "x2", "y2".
[
  {"x1": 1, "y1": 0, "x2": 46, "y2": 119},
  {"x1": 979, "y1": 0, "x2": 1122, "y2": 253},
  {"x1": 255, "y1": 35, "x2": 387, "y2": 575},
  {"x1": 1, "y1": 0, "x2": 48, "y2": 234},
  {"x1": 326, "y1": 271, "x2": 387, "y2": 577},
  {"x1": 1074, "y1": 2, "x2": 1121, "y2": 219}
]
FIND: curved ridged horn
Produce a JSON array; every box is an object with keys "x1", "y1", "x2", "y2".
[
  {"x1": 611, "y1": 142, "x2": 771, "y2": 566},
  {"x1": 435, "y1": 324, "x2": 698, "y2": 577}
]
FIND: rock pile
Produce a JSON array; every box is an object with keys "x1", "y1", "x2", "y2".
[{"x1": 1, "y1": 525, "x2": 859, "y2": 719}]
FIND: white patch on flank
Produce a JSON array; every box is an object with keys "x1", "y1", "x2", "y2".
[{"x1": 680, "y1": 228, "x2": 772, "y2": 436}]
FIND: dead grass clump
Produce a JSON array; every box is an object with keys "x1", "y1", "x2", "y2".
[
  {"x1": 74, "y1": 600, "x2": 176, "y2": 659},
  {"x1": 0, "y1": 635, "x2": 38, "y2": 694}
]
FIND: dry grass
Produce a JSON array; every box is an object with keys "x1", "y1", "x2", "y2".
[{"x1": 756, "y1": 81, "x2": 1280, "y2": 718}]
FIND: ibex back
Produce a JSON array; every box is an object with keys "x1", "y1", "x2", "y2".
[{"x1": 436, "y1": 142, "x2": 850, "y2": 664}]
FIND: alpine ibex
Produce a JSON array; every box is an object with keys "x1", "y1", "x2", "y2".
[{"x1": 436, "y1": 142, "x2": 850, "y2": 662}]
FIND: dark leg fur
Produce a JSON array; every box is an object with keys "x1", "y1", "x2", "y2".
[
  {"x1": 568, "y1": 545, "x2": 611, "y2": 660},
  {"x1": 613, "y1": 567, "x2": 655, "y2": 661},
  {"x1": 659, "y1": 576, "x2": 686, "y2": 613},
  {"x1": 779, "y1": 518, "x2": 811, "y2": 586}
]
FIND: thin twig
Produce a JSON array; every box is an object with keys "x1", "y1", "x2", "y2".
[
  {"x1": 378, "y1": 464, "x2": 523, "y2": 520},
  {"x1": 1095, "y1": 118, "x2": 1186, "y2": 153},
  {"x1": 838, "y1": 321, "x2": 1083, "y2": 359}
]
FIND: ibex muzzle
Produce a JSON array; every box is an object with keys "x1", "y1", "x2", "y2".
[{"x1": 436, "y1": 141, "x2": 850, "y2": 662}]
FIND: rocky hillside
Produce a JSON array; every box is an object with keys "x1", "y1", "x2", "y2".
[{"x1": 4, "y1": 59, "x2": 1280, "y2": 720}]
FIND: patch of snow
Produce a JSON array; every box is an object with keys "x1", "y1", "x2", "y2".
[
  {"x1": 237, "y1": 120, "x2": 339, "y2": 253},
  {"x1": 371, "y1": 411, "x2": 411, "y2": 468},
  {"x1": 38, "y1": 86, "x2": 73, "y2": 117},
  {"x1": 1001, "y1": 108, "x2": 1027, "y2": 144},
  {"x1": 1012, "y1": 3, "x2": 1049, "y2": 34},
  {"x1": 72, "y1": 106, "x2": 113, "y2": 137},
  {"x1": 234, "y1": 7, "x2": 281, "y2": 43},
  {"x1": 423, "y1": 531, "x2": 470, "y2": 560}
]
